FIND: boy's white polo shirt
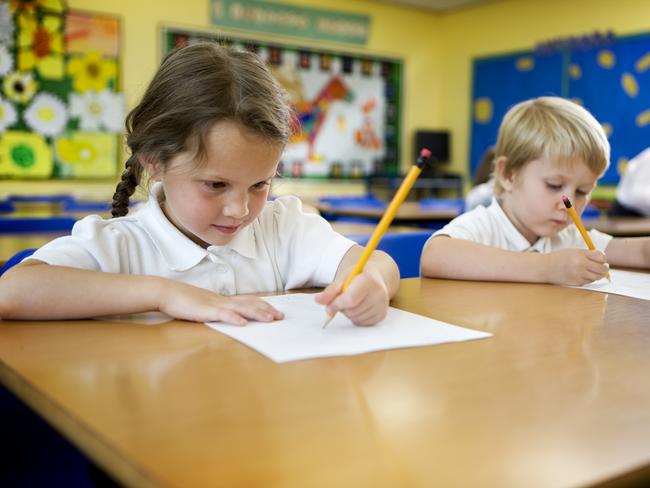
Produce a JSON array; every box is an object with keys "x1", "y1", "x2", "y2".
[
  {"x1": 429, "y1": 198, "x2": 612, "y2": 253},
  {"x1": 28, "y1": 185, "x2": 355, "y2": 295}
]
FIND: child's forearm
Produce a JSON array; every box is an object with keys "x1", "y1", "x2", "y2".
[
  {"x1": 605, "y1": 237, "x2": 650, "y2": 268},
  {"x1": 0, "y1": 262, "x2": 168, "y2": 320},
  {"x1": 421, "y1": 236, "x2": 547, "y2": 283}
]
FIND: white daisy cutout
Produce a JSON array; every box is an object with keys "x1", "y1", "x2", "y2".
[
  {"x1": 25, "y1": 92, "x2": 69, "y2": 137},
  {"x1": 69, "y1": 90, "x2": 124, "y2": 133},
  {"x1": 0, "y1": 96, "x2": 18, "y2": 132},
  {"x1": 0, "y1": 44, "x2": 13, "y2": 77}
]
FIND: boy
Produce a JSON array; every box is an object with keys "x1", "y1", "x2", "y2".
[{"x1": 421, "y1": 97, "x2": 650, "y2": 285}]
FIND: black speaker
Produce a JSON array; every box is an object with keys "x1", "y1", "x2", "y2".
[{"x1": 414, "y1": 130, "x2": 450, "y2": 165}]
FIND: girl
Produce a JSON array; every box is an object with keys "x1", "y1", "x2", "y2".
[
  {"x1": 421, "y1": 97, "x2": 650, "y2": 285},
  {"x1": 0, "y1": 43, "x2": 399, "y2": 325}
]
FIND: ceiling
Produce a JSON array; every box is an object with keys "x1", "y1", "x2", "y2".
[{"x1": 372, "y1": 0, "x2": 497, "y2": 13}]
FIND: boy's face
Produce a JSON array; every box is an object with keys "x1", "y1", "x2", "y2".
[
  {"x1": 499, "y1": 156, "x2": 599, "y2": 245},
  {"x1": 151, "y1": 121, "x2": 283, "y2": 247}
]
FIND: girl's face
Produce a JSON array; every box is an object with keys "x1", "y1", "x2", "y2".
[
  {"x1": 498, "y1": 156, "x2": 599, "y2": 245},
  {"x1": 152, "y1": 121, "x2": 283, "y2": 247}
]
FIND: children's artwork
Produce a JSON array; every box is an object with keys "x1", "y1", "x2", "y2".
[
  {"x1": 0, "y1": 1, "x2": 123, "y2": 179},
  {"x1": 206, "y1": 293, "x2": 492, "y2": 363},
  {"x1": 471, "y1": 32, "x2": 650, "y2": 185},
  {"x1": 162, "y1": 26, "x2": 402, "y2": 178},
  {"x1": 574, "y1": 269, "x2": 650, "y2": 301}
]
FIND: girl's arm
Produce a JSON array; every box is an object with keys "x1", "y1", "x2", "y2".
[
  {"x1": 604, "y1": 237, "x2": 650, "y2": 269},
  {"x1": 421, "y1": 236, "x2": 609, "y2": 285},
  {"x1": 0, "y1": 260, "x2": 283, "y2": 324},
  {"x1": 315, "y1": 246, "x2": 399, "y2": 326}
]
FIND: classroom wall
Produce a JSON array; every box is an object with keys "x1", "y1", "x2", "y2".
[
  {"x1": 437, "y1": 0, "x2": 650, "y2": 194},
  {"x1": 3, "y1": 0, "x2": 443, "y2": 198},
  {"x1": 7, "y1": 0, "x2": 650, "y2": 198}
]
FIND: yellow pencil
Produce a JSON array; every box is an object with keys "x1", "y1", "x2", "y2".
[
  {"x1": 562, "y1": 195, "x2": 611, "y2": 282},
  {"x1": 323, "y1": 148, "x2": 433, "y2": 328}
]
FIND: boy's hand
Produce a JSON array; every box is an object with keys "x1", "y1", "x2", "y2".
[
  {"x1": 544, "y1": 248, "x2": 610, "y2": 286},
  {"x1": 158, "y1": 280, "x2": 284, "y2": 325},
  {"x1": 314, "y1": 270, "x2": 389, "y2": 326}
]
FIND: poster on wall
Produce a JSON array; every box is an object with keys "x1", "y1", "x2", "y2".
[
  {"x1": 162, "y1": 26, "x2": 402, "y2": 178},
  {"x1": 0, "y1": 1, "x2": 123, "y2": 179}
]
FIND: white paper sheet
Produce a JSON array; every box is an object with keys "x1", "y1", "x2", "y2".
[
  {"x1": 576, "y1": 269, "x2": 650, "y2": 301},
  {"x1": 205, "y1": 293, "x2": 491, "y2": 363}
]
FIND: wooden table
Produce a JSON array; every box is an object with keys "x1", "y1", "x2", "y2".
[
  {"x1": 331, "y1": 222, "x2": 426, "y2": 236},
  {"x1": 585, "y1": 216, "x2": 650, "y2": 237},
  {"x1": 1, "y1": 278, "x2": 650, "y2": 487}
]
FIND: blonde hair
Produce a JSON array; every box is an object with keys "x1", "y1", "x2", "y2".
[{"x1": 493, "y1": 97, "x2": 610, "y2": 196}]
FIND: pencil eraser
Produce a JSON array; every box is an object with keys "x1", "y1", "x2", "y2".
[
  {"x1": 420, "y1": 148, "x2": 431, "y2": 158},
  {"x1": 562, "y1": 195, "x2": 571, "y2": 207}
]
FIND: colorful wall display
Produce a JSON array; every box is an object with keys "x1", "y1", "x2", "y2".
[
  {"x1": 0, "y1": 1, "x2": 123, "y2": 179},
  {"x1": 470, "y1": 33, "x2": 650, "y2": 185},
  {"x1": 162, "y1": 26, "x2": 402, "y2": 178}
]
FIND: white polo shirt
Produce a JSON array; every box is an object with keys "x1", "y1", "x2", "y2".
[
  {"x1": 28, "y1": 185, "x2": 356, "y2": 295},
  {"x1": 430, "y1": 198, "x2": 612, "y2": 253},
  {"x1": 617, "y1": 147, "x2": 650, "y2": 216}
]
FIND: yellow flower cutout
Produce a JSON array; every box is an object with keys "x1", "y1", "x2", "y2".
[
  {"x1": 0, "y1": 130, "x2": 53, "y2": 177},
  {"x1": 3, "y1": 71, "x2": 38, "y2": 104},
  {"x1": 67, "y1": 51, "x2": 117, "y2": 93},
  {"x1": 54, "y1": 132, "x2": 118, "y2": 178},
  {"x1": 10, "y1": 0, "x2": 65, "y2": 14},
  {"x1": 17, "y1": 11, "x2": 64, "y2": 79}
]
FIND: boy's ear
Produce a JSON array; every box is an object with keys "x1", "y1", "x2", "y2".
[{"x1": 494, "y1": 156, "x2": 515, "y2": 191}]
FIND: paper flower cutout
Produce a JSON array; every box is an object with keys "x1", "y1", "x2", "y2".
[
  {"x1": 24, "y1": 92, "x2": 68, "y2": 137},
  {"x1": 54, "y1": 132, "x2": 117, "y2": 178},
  {"x1": 17, "y1": 11, "x2": 64, "y2": 79},
  {"x1": 3, "y1": 71, "x2": 37, "y2": 104},
  {"x1": 0, "y1": 3, "x2": 15, "y2": 46},
  {"x1": 0, "y1": 44, "x2": 14, "y2": 77},
  {"x1": 9, "y1": 0, "x2": 65, "y2": 14},
  {"x1": 69, "y1": 90, "x2": 124, "y2": 133},
  {"x1": 0, "y1": 96, "x2": 18, "y2": 132},
  {"x1": 67, "y1": 51, "x2": 116, "y2": 93},
  {"x1": 0, "y1": 130, "x2": 53, "y2": 177}
]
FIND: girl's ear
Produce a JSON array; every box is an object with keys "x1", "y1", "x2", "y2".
[
  {"x1": 140, "y1": 155, "x2": 161, "y2": 181},
  {"x1": 495, "y1": 156, "x2": 515, "y2": 192}
]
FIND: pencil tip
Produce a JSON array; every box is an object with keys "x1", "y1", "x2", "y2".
[{"x1": 322, "y1": 314, "x2": 334, "y2": 329}]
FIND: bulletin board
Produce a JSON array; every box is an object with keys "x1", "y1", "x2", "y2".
[
  {"x1": 0, "y1": 1, "x2": 123, "y2": 179},
  {"x1": 162, "y1": 26, "x2": 403, "y2": 178},
  {"x1": 470, "y1": 33, "x2": 650, "y2": 185}
]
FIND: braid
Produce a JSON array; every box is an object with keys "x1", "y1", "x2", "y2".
[{"x1": 111, "y1": 155, "x2": 141, "y2": 217}]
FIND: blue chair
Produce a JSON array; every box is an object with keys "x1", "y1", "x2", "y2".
[
  {"x1": 0, "y1": 249, "x2": 36, "y2": 276},
  {"x1": 0, "y1": 199, "x2": 15, "y2": 213},
  {"x1": 0, "y1": 216, "x2": 77, "y2": 233},
  {"x1": 346, "y1": 230, "x2": 432, "y2": 278}
]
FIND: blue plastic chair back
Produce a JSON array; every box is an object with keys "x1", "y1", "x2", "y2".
[
  {"x1": 0, "y1": 249, "x2": 36, "y2": 277},
  {"x1": 0, "y1": 216, "x2": 76, "y2": 233},
  {"x1": 346, "y1": 231, "x2": 432, "y2": 279}
]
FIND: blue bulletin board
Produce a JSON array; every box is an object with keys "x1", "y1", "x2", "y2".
[{"x1": 470, "y1": 32, "x2": 650, "y2": 185}]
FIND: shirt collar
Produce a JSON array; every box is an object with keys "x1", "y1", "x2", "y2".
[
  {"x1": 135, "y1": 183, "x2": 259, "y2": 271},
  {"x1": 488, "y1": 197, "x2": 550, "y2": 252}
]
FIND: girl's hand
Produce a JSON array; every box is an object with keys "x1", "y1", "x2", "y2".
[
  {"x1": 314, "y1": 270, "x2": 390, "y2": 326},
  {"x1": 544, "y1": 248, "x2": 610, "y2": 286},
  {"x1": 158, "y1": 280, "x2": 284, "y2": 325}
]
